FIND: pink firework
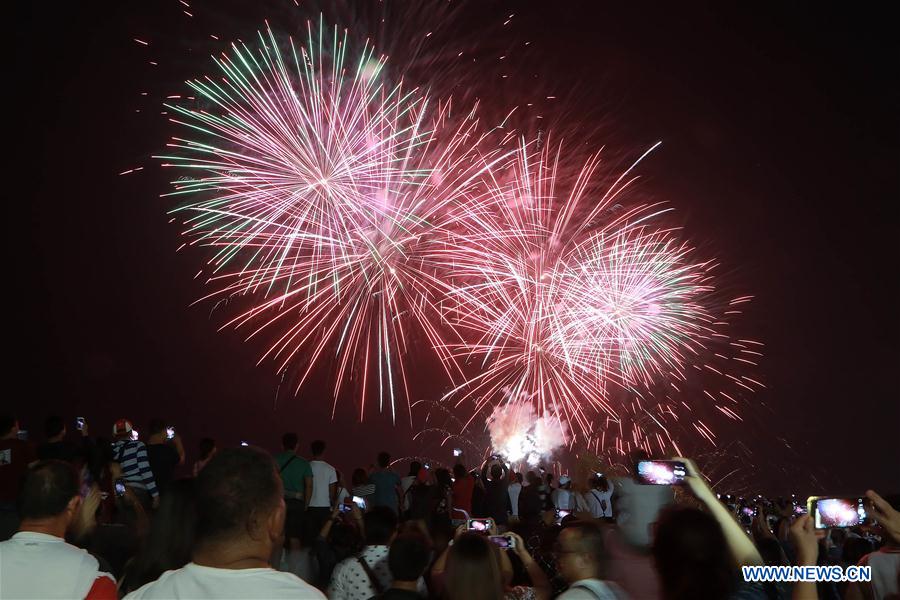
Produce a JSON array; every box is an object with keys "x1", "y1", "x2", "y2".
[
  {"x1": 158, "y1": 21, "x2": 503, "y2": 421},
  {"x1": 437, "y1": 137, "x2": 762, "y2": 453}
]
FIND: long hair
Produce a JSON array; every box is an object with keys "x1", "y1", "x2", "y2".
[
  {"x1": 121, "y1": 478, "x2": 197, "y2": 593},
  {"x1": 652, "y1": 506, "x2": 735, "y2": 600},
  {"x1": 444, "y1": 533, "x2": 504, "y2": 600}
]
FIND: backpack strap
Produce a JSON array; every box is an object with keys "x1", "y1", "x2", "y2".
[
  {"x1": 279, "y1": 454, "x2": 298, "y2": 473},
  {"x1": 356, "y1": 556, "x2": 385, "y2": 594}
]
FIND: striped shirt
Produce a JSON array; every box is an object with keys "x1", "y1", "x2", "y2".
[{"x1": 112, "y1": 440, "x2": 158, "y2": 498}]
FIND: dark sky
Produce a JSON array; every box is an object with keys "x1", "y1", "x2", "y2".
[{"x1": 11, "y1": 1, "x2": 899, "y2": 494}]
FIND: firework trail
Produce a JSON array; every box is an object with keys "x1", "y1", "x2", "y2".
[{"x1": 157, "y1": 20, "x2": 504, "y2": 421}]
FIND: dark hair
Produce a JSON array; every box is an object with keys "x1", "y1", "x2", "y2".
[
  {"x1": 653, "y1": 506, "x2": 735, "y2": 600},
  {"x1": 18, "y1": 460, "x2": 79, "y2": 519},
  {"x1": 389, "y1": 531, "x2": 432, "y2": 581},
  {"x1": 435, "y1": 468, "x2": 453, "y2": 490},
  {"x1": 377, "y1": 451, "x2": 391, "y2": 468},
  {"x1": 282, "y1": 432, "x2": 298, "y2": 450},
  {"x1": 562, "y1": 519, "x2": 608, "y2": 571},
  {"x1": 445, "y1": 533, "x2": 503, "y2": 600},
  {"x1": 311, "y1": 440, "x2": 326, "y2": 456},
  {"x1": 515, "y1": 472, "x2": 523, "y2": 484},
  {"x1": 121, "y1": 479, "x2": 197, "y2": 593},
  {"x1": 490, "y1": 464, "x2": 503, "y2": 480},
  {"x1": 526, "y1": 471, "x2": 540, "y2": 485},
  {"x1": 453, "y1": 464, "x2": 467, "y2": 480},
  {"x1": 0, "y1": 414, "x2": 16, "y2": 437},
  {"x1": 44, "y1": 415, "x2": 65, "y2": 439},
  {"x1": 198, "y1": 438, "x2": 216, "y2": 461},
  {"x1": 363, "y1": 506, "x2": 398, "y2": 546},
  {"x1": 409, "y1": 461, "x2": 422, "y2": 476},
  {"x1": 352, "y1": 468, "x2": 369, "y2": 487},
  {"x1": 148, "y1": 419, "x2": 166, "y2": 435},
  {"x1": 593, "y1": 475, "x2": 610, "y2": 492},
  {"x1": 195, "y1": 447, "x2": 281, "y2": 542}
]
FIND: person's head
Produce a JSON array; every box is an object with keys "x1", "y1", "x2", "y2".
[
  {"x1": 377, "y1": 451, "x2": 391, "y2": 468},
  {"x1": 558, "y1": 475, "x2": 571, "y2": 489},
  {"x1": 363, "y1": 506, "x2": 398, "y2": 547},
  {"x1": 490, "y1": 464, "x2": 503, "y2": 480},
  {"x1": 17, "y1": 460, "x2": 80, "y2": 535},
  {"x1": 444, "y1": 532, "x2": 504, "y2": 600},
  {"x1": 435, "y1": 468, "x2": 452, "y2": 489},
  {"x1": 652, "y1": 505, "x2": 735, "y2": 600},
  {"x1": 112, "y1": 418, "x2": 134, "y2": 440},
  {"x1": 281, "y1": 432, "x2": 298, "y2": 452},
  {"x1": 194, "y1": 447, "x2": 285, "y2": 560},
  {"x1": 515, "y1": 472, "x2": 523, "y2": 484},
  {"x1": 123, "y1": 478, "x2": 197, "y2": 592},
  {"x1": 526, "y1": 471, "x2": 540, "y2": 486},
  {"x1": 556, "y1": 520, "x2": 609, "y2": 583},
  {"x1": 545, "y1": 473, "x2": 554, "y2": 484},
  {"x1": 388, "y1": 531, "x2": 432, "y2": 584},
  {"x1": 453, "y1": 463, "x2": 467, "y2": 480},
  {"x1": 198, "y1": 438, "x2": 216, "y2": 461},
  {"x1": 310, "y1": 439, "x2": 325, "y2": 458},
  {"x1": 409, "y1": 461, "x2": 422, "y2": 477},
  {"x1": 148, "y1": 419, "x2": 166, "y2": 436},
  {"x1": 44, "y1": 415, "x2": 65, "y2": 440},
  {"x1": 352, "y1": 468, "x2": 369, "y2": 487},
  {"x1": 592, "y1": 474, "x2": 609, "y2": 491},
  {"x1": 0, "y1": 414, "x2": 17, "y2": 439}
]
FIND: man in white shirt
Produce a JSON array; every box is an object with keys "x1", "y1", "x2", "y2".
[
  {"x1": 0, "y1": 460, "x2": 116, "y2": 599},
  {"x1": 584, "y1": 475, "x2": 614, "y2": 519},
  {"x1": 307, "y1": 439, "x2": 338, "y2": 535},
  {"x1": 555, "y1": 521, "x2": 624, "y2": 600},
  {"x1": 125, "y1": 446, "x2": 324, "y2": 599},
  {"x1": 552, "y1": 475, "x2": 576, "y2": 511},
  {"x1": 328, "y1": 507, "x2": 426, "y2": 600},
  {"x1": 508, "y1": 472, "x2": 523, "y2": 518}
]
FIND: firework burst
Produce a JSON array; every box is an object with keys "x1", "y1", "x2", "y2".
[
  {"x1": 436, "y1": 137, "x2": 762, "y2": 453},
  {"x1": 157, "y1": 20, "x2": 502, "y2": 421}
]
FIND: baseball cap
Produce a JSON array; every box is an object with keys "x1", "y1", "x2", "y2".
[
  {"x1": 558, "y1": 475, "x2": 571, "y2": 485},
  {"x1": 113, "y1": 419, "x2": 133, "y2": 436}
]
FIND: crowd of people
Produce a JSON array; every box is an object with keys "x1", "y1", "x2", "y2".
[{"x1": 0, "y1": 413, "x2": 897, "y2": 600}]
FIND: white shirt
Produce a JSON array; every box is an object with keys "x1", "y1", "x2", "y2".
[
  {"x1": 552, "y1": 487, "x2": 575, "y2": 510},
  {"x1": 309, "y1": 460, "x2": 338, "y2": 507},
  {"x1": 328, "y1": 546, "x2": 427, "y2": 600},
  {"x1": 556, "y1": 578, "x2": 624, "y2": 600},
  {"x1": 400, "y1": 475, "x2": 416, "y2": 511},
  {"x1": 508, "y1": 482, "x2": 522, "y2": 516},
  {"x1": 0, "y1": 531, "x2": 115, "y2": 599},
  {"x1": 124, "y1": 562, "x2": 325, "y2": 599},
  {"x1": 585, "y1": 488, "x2": 614, "y2": 518}
]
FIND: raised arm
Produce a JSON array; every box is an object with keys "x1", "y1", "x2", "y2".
[{"x1": 675, "y1": 457, "x2": 762, "y2": 567}]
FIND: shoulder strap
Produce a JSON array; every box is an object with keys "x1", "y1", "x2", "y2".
[
  {"x1": 279, "y1": 454, "x2": 298, "y2": 473},
  {"x1": 356, "y1": 556, "x2": 385, "y2": 594}
]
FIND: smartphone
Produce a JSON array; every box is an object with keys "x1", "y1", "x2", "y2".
[
  {"x1": 466, "y1": 518, "x2": 494, "y2": 533},
  {"x1": 16, "y1": 430, "x2": 28, "y2": 441},
  {"x1": 556, "y1": 509, "x2": 571, "y2": 524},
  {"x1": 489, "y1": 535, "x2": 515, "y2": 549},
  {"x1": 166, "y1": 426, "x2": 175, "y2": 440},
  {"x1": 352, "y1": 495, "x2": 367, "y2": 511},
  {"x1": 634, "y1": 460, "x2": 686, "y2": 485},
  {"x1": 424, "y1": 463, "x2": 431, "y2": 470},
  {"x1": 131, "y1": 429, "x2": 139, "y2": 441},
  {"x1": 339, "y1": 503, "x2": 353, "y2": 513},
  {"x1": 114, "y1": 478, "x2": 127, "y2": 497},
  {"x1": 76, "y1": 417, "x2": 85, "y2": 431},
  {"x1": 793, "y1": 504, "x2": 808, "y2": 515},
  {"x1": 240, "y1": 441, "x2": 249, "y2": 447},
  {"x1": 453, "y1": 448, "x2": 462, "y2": 457},
  {"x1": 808, "y1": 497, "x2": 867, "y2": 530}
]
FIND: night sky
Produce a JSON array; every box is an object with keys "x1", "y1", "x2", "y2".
[{"x1": 11, "y1": 1, "x2": 899, "y2": 495}]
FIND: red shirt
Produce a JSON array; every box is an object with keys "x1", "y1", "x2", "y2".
[
  {"x1": 452, "y1": 476, "x2": 475, "y2": 517},
  {"x1": 0, "y1": 438, "x2": 36, "y2": 504}
]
